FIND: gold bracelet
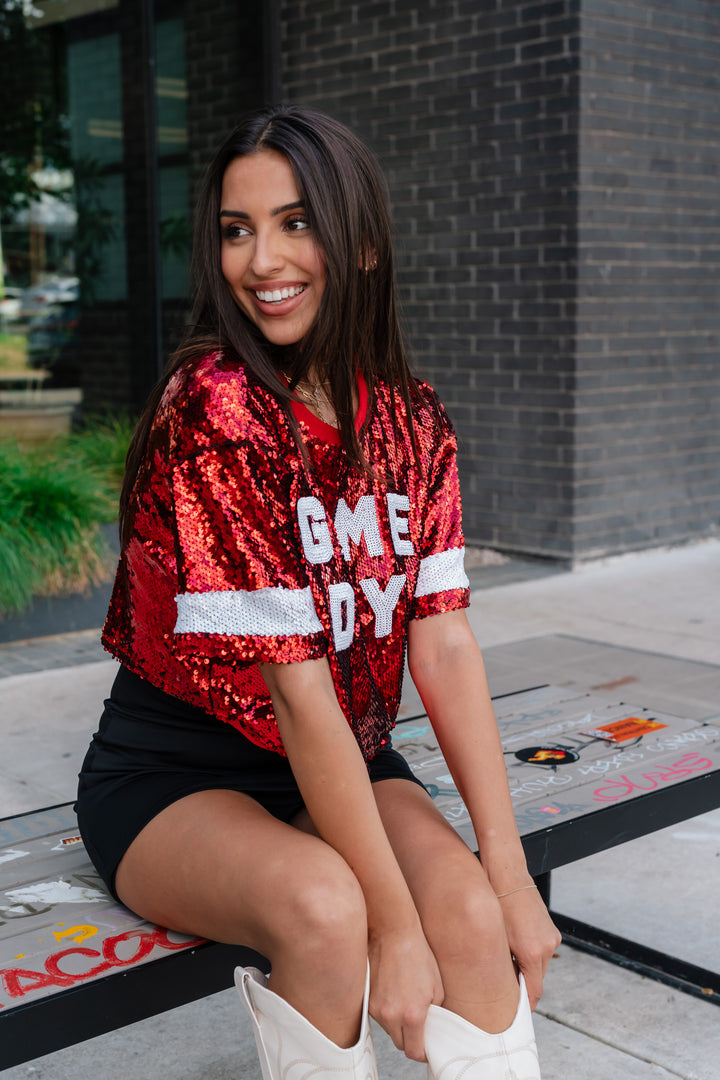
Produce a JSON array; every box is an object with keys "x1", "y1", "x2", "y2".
[{"x1": 496, "y1": 884, "x2": 538, "y2": 899}]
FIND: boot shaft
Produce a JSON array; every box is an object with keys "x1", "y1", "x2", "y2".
[
  {"x1": 424, "y1": 975, "x2": 541, "y2": 1080},
  {"x1": 236, "y1": 965, "x2": 378, "y2": 1080}
]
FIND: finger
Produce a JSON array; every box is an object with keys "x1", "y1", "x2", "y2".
[
  {"x1": 402, "y1": 1018, "x2": 428, "y2": 1063},
  {"x1": 369, "y1": 1000, "x2": 425, "y2": 1061},
  {"x1": 538, "y1": 927, "x2": 562, "y2": 980},
  {"x1": 519, "y1": 965, "x2": 543, "y2": 1011}
]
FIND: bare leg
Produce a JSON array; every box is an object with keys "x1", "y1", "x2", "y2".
[
  {"x1": 371, "y1": 779, "x2": 520, "y2": 1034},
  {"x1": 114, "y1": 789, "x2": 368, "y2": 1046}
]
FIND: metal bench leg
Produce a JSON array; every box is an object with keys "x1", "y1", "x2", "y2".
[
  {"x1": 548, "y1": 913, "x2": 720, "y2": 1006},
  {"x1": 532, "y1": 871, "x2": 718, "y2": 1004},
  {"x1": 533, "y1": 871, "x2": 551, "y2": 907}
]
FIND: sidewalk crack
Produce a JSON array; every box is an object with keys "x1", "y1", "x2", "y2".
[{"x1": 535, "y1": 1008, "x2": 687, "y2": 1078}]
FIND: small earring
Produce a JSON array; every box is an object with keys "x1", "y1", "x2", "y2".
[{"x1": 358, "y1": 248, "x2": 378, "y2": 272}]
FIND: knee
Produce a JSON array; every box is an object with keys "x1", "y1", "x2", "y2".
[
  {"x1": 423, "y1": 872, "x2": 507, "y2": 963},
  {"x1": 279, "y1": 853, "x2": 367, "y2": 960}
]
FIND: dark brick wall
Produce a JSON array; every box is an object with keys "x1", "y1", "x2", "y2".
[
  {"x1": 575, "y1": 0, "x2": 720, "y2": 557},
  {"x1": 71, "y1": 307, "x2": 133, "y2": 412},
  {"x1": 280, "y1": 0, "x2": 720, "y2": 560},
  {"x1": 280, "y1": 0, "x2": 582, "y2": 558},
  {"x1": 67, "y1": 0, "x2": 720, "y2": 558},
  {"x1": 185, "y1": 0, "x2": 265, "y2": 200}
]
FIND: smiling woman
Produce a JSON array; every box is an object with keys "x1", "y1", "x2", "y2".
[{"x1": 75, "y1": 105, "x2": 559, "y2": 1080}]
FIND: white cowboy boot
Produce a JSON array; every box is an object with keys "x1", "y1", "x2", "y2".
[
  {"x1": 235, "y1": 963, "x2": 378, "y2": 1080},
  {"x1": 424, "y1": 974, "x2": 540, "y2": 1080}
]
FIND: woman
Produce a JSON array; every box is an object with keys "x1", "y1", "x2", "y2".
[{"x1": 77, "y1": 105, "x2": 560, "y2": 1080}]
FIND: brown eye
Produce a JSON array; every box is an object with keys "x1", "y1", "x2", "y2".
[
  {"x1": 286, "y1": 215, "x2": 310, "y2": 232},
  {"x1": 222, "y1": 223, "x2": 250, "y2": 239}
]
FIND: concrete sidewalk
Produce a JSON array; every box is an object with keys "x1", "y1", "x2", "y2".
[{"x1": 1, "y1": 539, "x2": 719, "y2": 1079}]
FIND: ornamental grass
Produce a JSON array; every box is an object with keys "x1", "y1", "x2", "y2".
[{"x1": 0, "y1": 415, "x2": 133, "y2": 616}]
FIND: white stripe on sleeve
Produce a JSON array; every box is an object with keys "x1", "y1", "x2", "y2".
[
  {"x1": 414, "y1": 547, "x2": 469, "y2": 598},
  {"x1": 174, "y1": 585, "x2": 323, "y2": 638}
]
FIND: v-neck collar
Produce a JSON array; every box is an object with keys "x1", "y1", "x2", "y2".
[{"x1": 286, "y1": 371, "x2": 368, "y2": 446}]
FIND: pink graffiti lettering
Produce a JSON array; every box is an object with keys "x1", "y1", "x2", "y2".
[
  {"x1": 1, "y1": 925, "x2": 206, "y2": 1002},
  {"x1": 592, "y1": 752, "x2": 712, "y2": 803}
]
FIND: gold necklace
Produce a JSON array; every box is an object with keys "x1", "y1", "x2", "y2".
[{"x1": 283, "y1": 372, "x2": 337, "y2": 427}]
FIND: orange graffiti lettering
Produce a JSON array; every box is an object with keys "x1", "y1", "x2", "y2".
[{"x1": 52, "y1": 924, "x2": 98, "y2": 945}]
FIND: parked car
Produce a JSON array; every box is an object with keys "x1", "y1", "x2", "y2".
[
  {"x1": 0, "y1": 287, "x2": 23, "y2": 324},
  {"x1": 26, "y1": 300, "x2": 79, "y2": 371},
  {"x1": 18, "y1": 277, "x2": 79, "y2": 321}
]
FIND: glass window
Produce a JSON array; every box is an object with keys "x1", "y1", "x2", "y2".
[
  {"x1": 157, "y1": 16, "x2": 189, "y2": 300},
  {"x1": 1, "y1": 0, "x2": 264, "y2": 435},
  {"x1": 68, "y1": 32, "x2": 126, "y2": 302}
]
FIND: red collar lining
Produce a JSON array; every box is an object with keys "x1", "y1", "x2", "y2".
[{"x1": 286, "y1": 371, "x2": 368, "y2": 446}]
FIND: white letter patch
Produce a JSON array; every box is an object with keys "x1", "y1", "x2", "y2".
[
  {"x1": 297, "y1": 496, "x2": 333, "y2": 564},
  {"x1": 334, "y1": 496, "x2": 384, "y2": 562},
  {"x1": 360, "y1": 575, "x2": 407, "y2": 638},
  {"x1": 328, "y1": 581, "x2": 355, "y2": 651},
  {"x1": 386, "y1": 493, "x2": 414, "y2": 556}
]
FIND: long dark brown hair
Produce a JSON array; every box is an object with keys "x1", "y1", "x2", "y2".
[{"x1": 120, "y1": 105, "x2": 424, "y2": 542}]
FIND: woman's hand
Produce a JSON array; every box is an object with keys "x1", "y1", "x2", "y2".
[
  {"x1": 264, "y1": 657, "x2": 444, "y2": 1056},
  {"x1": 367, "y1": 923, "x2": 444, "y2": 1062},
  {"x1": 498, "y1": 887, "x2": 562, "y2": 1009}
]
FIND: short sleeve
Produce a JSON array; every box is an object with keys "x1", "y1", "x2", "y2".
[
  {"x1": 411, "y1": 419, "x2": 471, "y2": 620},
  {"x1": 171, "y1": 434, "x2": 328, "y2": 666}
]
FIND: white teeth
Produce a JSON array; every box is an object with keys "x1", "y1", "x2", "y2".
[{"x1": 255, "y1": 285, "x2": 305, "y2": 303}]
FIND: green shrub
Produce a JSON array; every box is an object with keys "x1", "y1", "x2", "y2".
[
  {"x1": 0, "y1": 415, "x2": 135, "y2": 616},
  {"x1": 65, "y1": 413, "x2": 135, "y2": 503}
]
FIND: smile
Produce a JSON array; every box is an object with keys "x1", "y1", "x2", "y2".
[{"x1": 254, "y1": 285, "x2": 306, "y2": 303}]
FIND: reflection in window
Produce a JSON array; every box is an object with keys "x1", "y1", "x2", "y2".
[
  {"x1": 69, "y1": 34, "x2": 123, "y2": 164},
  {"x1": 160, "y1": 165, "x2": 190, "y2": 299},
  {"x1": 0, "y1": 1, "x2": 207, "y2": 421},
  {"x1": 68, "y1": 32, "x2": 126, "y2": 302},
  {"x1": 156, "y1": 17, "x2": 187, "y2": 153},
  {"x1": 157, "y1": 17, "x2": 190, "y2": 300}
]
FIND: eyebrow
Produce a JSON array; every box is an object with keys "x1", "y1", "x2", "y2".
[{"x1": 219, "y1": 200, "x2": 305, "y2": 219}]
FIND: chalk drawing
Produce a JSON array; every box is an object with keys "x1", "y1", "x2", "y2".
[
  {"x1": 52, "y1": 924, "x2": 99, "y2": 945},
  {"x1": 645, "y1": 730, "x2": 717, "y2": 753},
  {"x1": 2, "y1": 925, "x2": 207, "y2": 1002},
  {"x1": 0, "y1": 850, "x2": 30, "y2": 867},
  {"x1": 592, "y1": 752, "x2": 712, "y2": 803},
  {"x1": 3, "y1": 881, "x2": 105, "y2": 906},
  {"x1": 392, "y1": 724, "x2": 432, "y2": 741},
  {"x1": 509, "y1": 774, "x2": 574, "y2": 797}
]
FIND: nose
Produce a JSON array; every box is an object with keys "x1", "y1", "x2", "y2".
[{"x1": 250, "y1": 226, "x2": 284, "y2": 277}]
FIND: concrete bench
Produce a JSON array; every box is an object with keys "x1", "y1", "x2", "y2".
[{"x1": 2, "y1": 680, "x2": 719, "y2": 1069}]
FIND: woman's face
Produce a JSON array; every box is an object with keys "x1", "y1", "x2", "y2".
[{"x1": 220, "y1": 148, "x2": 327, "y2": 347}]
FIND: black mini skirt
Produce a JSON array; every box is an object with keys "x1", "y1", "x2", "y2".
[{"x1": 76, "y1": 665, "x2": 425, "y2": 900}]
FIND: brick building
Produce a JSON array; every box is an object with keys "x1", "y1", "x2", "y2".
[
  {"x1": 277, "y1": 0, "x2": 720, "y2": 562},
  {"x1": 8, "y1": 0, "x2": 719, "y2": 562}
]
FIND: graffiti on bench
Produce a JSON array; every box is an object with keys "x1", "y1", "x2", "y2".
[
  {"x1": 3, "y1": 923, "x2": 206, "y2": 1003},
  {"x1": 2, "y1": 686, "x2": 719, "y2": 1012}
]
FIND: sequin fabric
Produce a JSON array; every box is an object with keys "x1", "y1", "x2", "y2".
[{"x1": 102, "y1": 351, "x2": 469, "y2": 760}]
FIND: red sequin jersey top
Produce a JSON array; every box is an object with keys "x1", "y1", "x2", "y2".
[{"x1": 102, "y1": 351, "x2": 470, "y2": 760}]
